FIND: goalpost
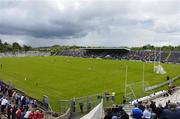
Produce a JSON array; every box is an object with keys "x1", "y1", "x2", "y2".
[
  {"x1": 154, "y1": 47, "x2": 166, "y2": 75},
  {"x1": 124, "y1": 64, "x2": 154, "y2": 103},
  {"x1": 124, "y1": 65, "x2": 136, "y2": 102}
]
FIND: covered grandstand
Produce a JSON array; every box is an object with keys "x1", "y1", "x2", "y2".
[
  {"x1": 81, "y1": 47, "x2": 130, "y2": 59},
  {"x1": 58, "y1": 47, "x2": 180, "y2": 64},
  {"x1": 58, "y1": 47, "x2": 130, "y2": 59}
]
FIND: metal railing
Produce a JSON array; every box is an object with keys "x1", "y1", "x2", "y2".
[{"x1": 145, "y1": 75, "x2": 180, "y2": 92}]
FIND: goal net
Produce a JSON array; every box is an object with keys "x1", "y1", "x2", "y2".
[
  {"x1": 154, "y1": 65, "x2": 166, "y2": 75},
  {"x1": 125, "y1": 81, "x2": 153, "y2": 103}
]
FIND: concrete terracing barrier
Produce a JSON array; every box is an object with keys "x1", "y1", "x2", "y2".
[{"x1": 145, "y1": 75, "x2": 180, "y2": 92}]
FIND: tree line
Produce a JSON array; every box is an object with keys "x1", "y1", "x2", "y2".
[
  {"x1": 0, "y1": 40, "x2": 32, "y2": 52},
  {"x1": 131, "y1": 44, "x2": 180, "y2": 51},
  {"x1": 0, "y1": 39, "x2": 179, "y2": 53}
]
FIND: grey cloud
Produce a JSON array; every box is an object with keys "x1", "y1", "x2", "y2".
[{"x1": 0, "y1": 0, "x2": 180, "y2": 46}]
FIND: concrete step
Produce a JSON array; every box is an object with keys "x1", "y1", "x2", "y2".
[{"x1": 0, "y1": 114, "x2": 7, "y2": 119}]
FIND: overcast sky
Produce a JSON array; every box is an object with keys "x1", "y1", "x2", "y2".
[{"x1": 0, "y1": 0, "x2": 180, "y2": 47}]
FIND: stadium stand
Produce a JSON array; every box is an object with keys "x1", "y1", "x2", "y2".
[
  {"x1": 58, "y1": 48, "x2": 180, "y2": 64},
  {"x1": 58, "y1": 48, "x2": 130, "y2": 59},
  {"x1": 165, "y1": 51, "x2": 180, "y2": 63},
  {"x1": 103, "y1": 86, "x2": 180, "y2": 119},
  {"x1": 0, "y1": 81, "x2": 47, "y2": 119}
]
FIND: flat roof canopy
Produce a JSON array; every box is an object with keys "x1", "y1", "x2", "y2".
[{"x1": 80, "y1": 47, "x2": 131, "y2": 51}]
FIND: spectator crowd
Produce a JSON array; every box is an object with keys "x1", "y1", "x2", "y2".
[
  {"x1": 104, "y1": 100, "x2": 180, "y2": 119},
  {"x1": 0, "y1": 81, "x2": 44, "y2": 119},
  {"x1": 104, "y1": 104, "x2": 129, "y2": 119},
  {"x1": 131, "y1": 100, "x2": 180, "y2": 119}
]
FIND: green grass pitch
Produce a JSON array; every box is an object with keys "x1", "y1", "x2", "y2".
[{"x1": 0, "y1": 56, "x2": 179, "y2": 110}]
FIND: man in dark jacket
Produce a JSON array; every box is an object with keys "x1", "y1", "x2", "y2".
[
  {"x1": 138, "y1": 101, "x2": 145, "y2": 112},
  {"x1": 160, "y1": 103, "x2": 180, "y2": 119},
  {"x1": 155, "y1": 104, "x2": 164, "y2": 119}
]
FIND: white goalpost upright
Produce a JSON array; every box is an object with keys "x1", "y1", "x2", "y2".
[
  {"x1": 124, "y1": 63, "x2": 154, "y2": 102},
  {"x1": 124, "y1": 65, "x2": 137, "y2": 102},
  {"x1": 142, "y1": 63, "x2": 145, "y2": 91},
  {"x1": 153, "y1": 47, "x2": 157, "y2": 72},
  {"x1": 124, "y1": 65, "x2": 128, "y2": 97}
]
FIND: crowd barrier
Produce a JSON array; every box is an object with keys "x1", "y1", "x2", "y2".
[
  {"x1": 132, "y1": 86, "x2": 180, "y2": 105},
  {"x1": 131, "y1": 90, "x2": 167, "y2": 105},
  {"x1": 145, "y1": 75, "x2": 180, "y2": 92}
]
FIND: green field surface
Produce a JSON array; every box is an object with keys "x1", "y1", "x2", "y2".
[{"x1": 0, "y1": 56, "x2": 179, "y2": 110}]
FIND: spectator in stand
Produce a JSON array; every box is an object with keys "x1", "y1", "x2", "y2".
[
  {"x1": 112, "y1": 115, "x2": 118, "y2": 119},
  {"x1": 131, "y1": 104, "x2": 143, "y2": 119},
  {"x1": 138, "y1": 101, "x2": 145, "y2": 112},
  {"x1": 33, "y1": 100, "x2": 38, "y2": 108},
  {"x1": 160, "y1": 103, "x2": 180, "y2": 119},
  {"x1": 21, "y1": 95, "x2": 26, "y2": 107},
  {"x1": 104, "y1": 108, "x2": 113, "y2": 119},
  {"x1": 33, "y1": 110, "x2": 39, "y2": 119},
  {"x1": 24, "y1": 109, "x2": 32, "y2": 119},
  {"x1": 1, "y1": 96, "x2": 9, "y2": 113},
  {"x1": 176, "y1": 102, "x2": 180, "y2": 109},
  {"x1": 7, "y1": 104, "x2": 12, "y2": 119},
  {"x1": 12, "y1": 105, "x2": 16, "y2": 119},
  {"x1": 15, "y1": 107, "x2": 21, "y2": 119},
  {"x1": 28, "y1": 110, "x2": 34, "y2": 119},
  {"x1": 164, "y1": 100, "x2": 171, "y2": 109},
  {"x1": 20, "y1": 109, "x2": 26, "y2": 119},
  {"x1": 38, "y1": 110, "x2": 44, "y2": 119},
  {"x1": 150, "y1": 101, "x2": 156, "y2": 113},
  {"x1": 7, "y1": 104, "x2": 16, "y2": 119},
  {"x1": 142, "y1": 105, "x2": 152, "y2": 119},
  {"x1": 164, "y1": 102, "x2": 169, "y2": 109},
  {"x1": 155, "y1": 104, "x2": 164, "y2": 119}
]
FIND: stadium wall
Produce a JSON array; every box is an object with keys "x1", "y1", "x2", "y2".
[{"x1": 0, "y1": 51, "x2": 51, "y2": 57}]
